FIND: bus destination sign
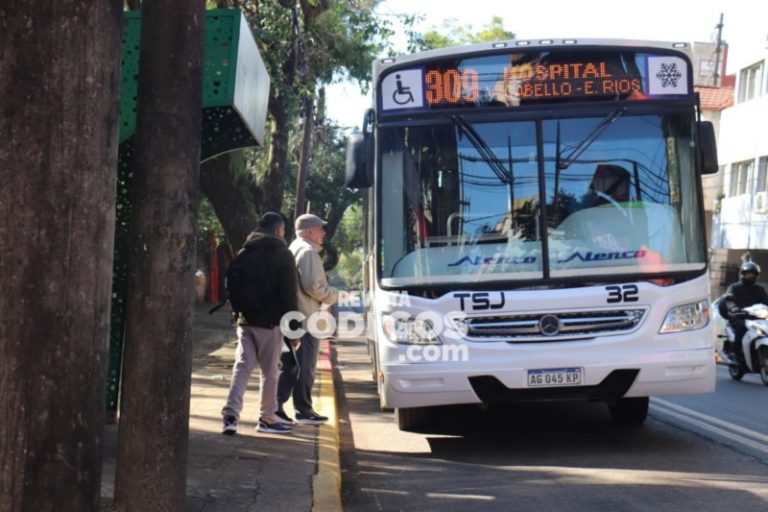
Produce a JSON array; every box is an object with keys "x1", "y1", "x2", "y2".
[{"x1": 380, "y1": 50, "x2": 690, "y2": 113}]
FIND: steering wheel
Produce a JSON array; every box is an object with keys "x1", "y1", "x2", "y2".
[{"x1": 595, "y1": 191, "x2": 628, "y2": 219}]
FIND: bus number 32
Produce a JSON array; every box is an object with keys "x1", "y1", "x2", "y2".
[{"x1": 605, "y1": 284, "x2": 639, "y2": 303}]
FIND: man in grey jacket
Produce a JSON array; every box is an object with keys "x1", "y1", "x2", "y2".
[{"x1": 277, "y1": 213, "x2": 338, "y2": 425}]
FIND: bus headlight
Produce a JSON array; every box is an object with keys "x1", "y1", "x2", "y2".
[
  {"x1": 659, "y1": 300, "x2": 710, "y2": 334},
  {"x1": 381, "y1": 312, "x2": 441, "y2": 345}
]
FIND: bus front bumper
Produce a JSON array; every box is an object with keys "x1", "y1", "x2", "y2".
[{"x1": 380, "y1": 347, "x2": 715, "y2": 409}]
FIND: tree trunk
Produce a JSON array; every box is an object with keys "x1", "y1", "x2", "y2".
[
  {"x1": 294, "y1": 96, "x2": 315, "y2": 219},
  {"x1": 323, "y1": 203, "x2": 347, "y2": 242},
  {"x1": 262, "y1": 95, "x2": 290, "y2": 213},
  {"x1": 200, "y1": 153, "x2": 260, "y2": 251},
  {"x1": 113, "y1": 1, "x2": 204, "y2": 511},
  {"x1": 300, "y1": 0, "x2": 330, "y2": 25},
  {"x1": 0, "y1": 2, "x2": 122, "y2": 511}
]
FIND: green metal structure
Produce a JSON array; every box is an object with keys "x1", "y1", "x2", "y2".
[{"x1": 107, "y1": 9, "x2": 269, "y2": 419}]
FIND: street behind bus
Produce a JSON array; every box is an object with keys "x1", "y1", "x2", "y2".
[{"x1": 335, "y1": 337, "x2": 768, "y2": 512}]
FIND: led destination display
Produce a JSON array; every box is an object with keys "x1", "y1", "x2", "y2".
[{"x1": 380, "y1": 49, "x2": 691, "y2": 112}]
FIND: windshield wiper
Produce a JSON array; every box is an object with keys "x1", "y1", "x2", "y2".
[
  {"x1": 452, "y1": 115, "x2": 512, "y2": 184},
  {"x1": 558, "y1": 108, "x2": 625, "y2": 170}
]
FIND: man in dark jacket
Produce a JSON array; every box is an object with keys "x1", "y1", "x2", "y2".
[
  {"x1": 221, "y1": 212, "x2": 299, "y2": 435},
  {"x1": 721, "y1": 260, "x2": 768, "y2": 366}
]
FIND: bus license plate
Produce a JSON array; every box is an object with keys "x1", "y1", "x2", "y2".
[{"x1": 527, "y1": 367, "x2": 583, "y2": 387}]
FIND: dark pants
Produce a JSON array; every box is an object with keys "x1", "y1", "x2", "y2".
[
  {"x1": 730, "y1": 318, "x2": 747, "y2": 366},
  {"x1": 277, "y1": 332, "x2": 319, "y2": 415}
]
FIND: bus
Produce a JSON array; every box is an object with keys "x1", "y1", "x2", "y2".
[{"x1": 344, "y1": 39, "x2": 718, "y2": 431}]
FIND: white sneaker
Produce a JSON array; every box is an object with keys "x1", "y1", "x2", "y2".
[{"x1": 222, "y1": 415, "x2": 238, "y2": 435}]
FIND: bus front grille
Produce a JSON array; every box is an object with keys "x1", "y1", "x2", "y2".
[{"x1": 458, "y1": 309, "x2": 646, "y2": 342}]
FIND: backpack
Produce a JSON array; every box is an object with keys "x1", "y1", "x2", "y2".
[{"x1": 226, "y1": 248, "x2": 268, "y2": 315}]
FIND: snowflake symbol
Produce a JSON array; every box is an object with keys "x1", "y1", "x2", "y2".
[{"x1": 656, "y1": 63, "x2": 682, "y2": 88}]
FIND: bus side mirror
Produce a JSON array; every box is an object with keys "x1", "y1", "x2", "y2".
[
  {"x1": 344, "y1": 109, "x2": 374, "y2": 189},
  {"x1": 345, "y1": 133, "x2": 370, "y2": 188},
  {"x1": 699, "y1": 121, "x2": 718, "y2": 174}
]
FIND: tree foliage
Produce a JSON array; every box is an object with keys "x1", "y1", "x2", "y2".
[
  {"x1": 246, "y1": 0, "x2": 393, "y2": 214},
  {"x1": 200, "y1": 1, "x2": 392, "y2": 240},
  {"x1": 327, "y1": 204, "x2": 364, "y2": 288},
  {"x1": 309, "y1": 1, "x2": 393, "y2": 89},
  {"x1": 408, "y1": 15, "x2": 515, "y2": 52},
  {"x1": 190, "y1": 0, "x2": 392, "y2": 256}
]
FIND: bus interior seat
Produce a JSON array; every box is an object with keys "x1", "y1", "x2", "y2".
[{"x1": 589, "y1": 164, "x2": 630, "y2": 204}]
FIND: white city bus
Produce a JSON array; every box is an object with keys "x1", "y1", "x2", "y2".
[{"x1": 345, "y1": 39, "x2": 718, "y2": 431}]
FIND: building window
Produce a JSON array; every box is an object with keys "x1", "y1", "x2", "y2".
[
  {"x1": 758, "y1": 156, "x2": 768, "y2": 192},
  {"x1": 729, "y1": 160, "x2": 753, "y2": 196},
  {"x1": 738, "y1": 60, "x2": 764, "y2": 103}
]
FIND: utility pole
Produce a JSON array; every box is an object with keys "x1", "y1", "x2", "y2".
[
  {"x1": 295, "y1": 96, "x2": 315, "y2": 219},
  {"x1": 713, "y1": 13, "x2": 724, "y2": 87}
]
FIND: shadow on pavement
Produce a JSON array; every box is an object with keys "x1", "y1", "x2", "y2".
[{"x1": 100, "y1": 304, "x2": 318, "y2": 512}]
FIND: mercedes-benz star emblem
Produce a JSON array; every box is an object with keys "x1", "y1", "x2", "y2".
[{"x1": 539, "y1": 314, "x2": 561, "y2": 336}]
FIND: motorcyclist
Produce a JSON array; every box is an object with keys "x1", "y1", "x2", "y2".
[{"x1": 720, "y1": 261, "x2": 768, "y2": 367}]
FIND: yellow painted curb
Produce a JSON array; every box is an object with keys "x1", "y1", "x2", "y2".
[{"x1": 312, "y1": 339, "x2": 343, "y2": 512}]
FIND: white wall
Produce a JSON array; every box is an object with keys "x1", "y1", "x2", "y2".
[{"x1": 712, "y1": 45, "x2": 768, "y2": 251}]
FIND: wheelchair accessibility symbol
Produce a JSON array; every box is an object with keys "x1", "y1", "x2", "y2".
[
  {"x1": 382, "y1": 69, "x2": 423, "y2": 111},
  {"x1": 392, "y1": 74, "x2": 415, "y2": 105}
]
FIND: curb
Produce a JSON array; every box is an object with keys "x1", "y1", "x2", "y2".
[{"x1": 312, "y1": 339, "x2": 343, "y2": 512}]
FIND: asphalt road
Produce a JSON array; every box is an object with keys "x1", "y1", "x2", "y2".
[
  {"x1": 335, "y1": 338, "x2": 768, "y2": 512},
  {"x1": 654, "y1": 365, "x2": 768, "y2": 463}
]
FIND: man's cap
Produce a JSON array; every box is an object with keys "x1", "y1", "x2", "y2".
[{"x1": 295, "y1": 213, "x2": 327, "y2": 231}]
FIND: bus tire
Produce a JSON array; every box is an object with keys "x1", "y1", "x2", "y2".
[
  {"x1": 396, "y1": 407, "x2": 430, "y2": 432},
  {"x1": 609, "y1": 396, "x2": 649, "y2": 425}
]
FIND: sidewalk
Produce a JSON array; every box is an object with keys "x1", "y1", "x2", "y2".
[{"x1": 100, "y1": 304, "x2": 341, "y2": 511}]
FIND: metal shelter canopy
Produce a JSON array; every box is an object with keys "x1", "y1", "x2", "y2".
[{"x1": 119, "y1": 8, "x2": 270, "y2": 157}]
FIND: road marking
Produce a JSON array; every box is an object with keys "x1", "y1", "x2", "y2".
[
  {"x1": 426, "y1": 493, "x2": 495, "y2": 501},
  {"x1": 651, "y1": 398, "x2": 768, "y2": 456}
]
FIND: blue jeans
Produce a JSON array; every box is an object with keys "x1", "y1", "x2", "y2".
[{"x1": 277, "y1": 332, "x2": 319, "y2": 415}]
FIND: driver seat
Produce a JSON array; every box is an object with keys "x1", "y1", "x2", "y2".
[{"x1": 588, "y1": 164, "x2": 631, "y2": 205}]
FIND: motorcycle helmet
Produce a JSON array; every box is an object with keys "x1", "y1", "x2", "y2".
[{"x1": 738, "y1": 261, "x2": 760, "y2": 286}]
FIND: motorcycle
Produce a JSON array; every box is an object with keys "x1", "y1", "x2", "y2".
[{"x1": 716, "y1": 302, "x2": 768, "y2": 385}]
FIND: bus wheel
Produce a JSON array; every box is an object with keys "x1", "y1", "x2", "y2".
[
  {"x1": 396, "y1": 407, "x2": 430, "y2": 432},
  {"x1": 609, "y1": 397, "x2": 649, "y2": 425},
  {"x1": 728, "y1": 364, "x2": 746, "y2": 381}
]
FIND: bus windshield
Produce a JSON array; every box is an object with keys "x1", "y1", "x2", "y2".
[{"x1": 378, "y1": 111, "x2": 707, "y2": 287}]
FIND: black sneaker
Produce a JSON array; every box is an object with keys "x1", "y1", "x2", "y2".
[
  {"x1": 275, "y1": 410, "x2": 297, "y2": 425},
  {"x1": 295, "y1": 411, "x2": 328, "y2": 425},
  {"x1": 222, "y1": 415, "x2": 238, "y2": 435},
  {"x1": 256, "y1": 417, "x2": 293, "y2": 434}
]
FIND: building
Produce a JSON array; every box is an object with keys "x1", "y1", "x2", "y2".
[{"x1": 710, "y1": 41, "x2": 768, "y2": 296}]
